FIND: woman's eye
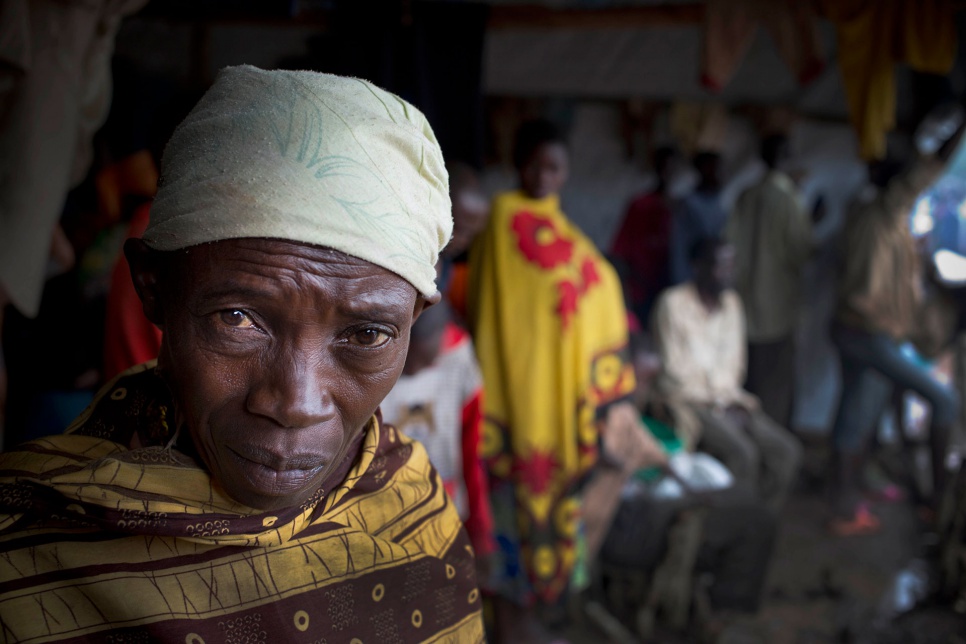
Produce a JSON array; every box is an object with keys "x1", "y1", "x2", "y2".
[
  {"x1": 218, "y1": 309, "x2": 256, "y2": 329},
  {"x1": 350, "y1": 328, "x2": 391, "y2": 347}
]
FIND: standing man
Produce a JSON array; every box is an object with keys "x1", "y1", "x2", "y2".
[
  {"x1": 727, "y1": 134, "x2": 813, "y2": 427},
  {"x1": 610, "y1": 146, "x2": 679, "y2": 324},
  {"x1": 653, "y1": 237, "x2": 802, "y2": 511},
  {"x1": 828, "y1": 118, "x2": 965, "y2": 535},
  {"x1": 669, "y1": 151, "x2": 728, "y2": 285}
]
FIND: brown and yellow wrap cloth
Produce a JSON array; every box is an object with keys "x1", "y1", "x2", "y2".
[{"x1": 0, "y1": 364, "x2": 483, "y2": 643}]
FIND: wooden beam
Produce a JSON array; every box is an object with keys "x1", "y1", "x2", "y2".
[{"x1": 487, "y1": 4, "x2": 704, "y2": 30}]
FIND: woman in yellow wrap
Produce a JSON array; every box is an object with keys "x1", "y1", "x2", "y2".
[{"x1": 468, "y1": 120, "x2": 635, "y2": 641}]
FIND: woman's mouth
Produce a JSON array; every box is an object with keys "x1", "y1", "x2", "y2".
[{"x1": 226, "y1": 445, "x2": 327, "y2": 495}]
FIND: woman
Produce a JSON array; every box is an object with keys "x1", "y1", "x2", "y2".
[
  {"x1": 468, "y1": 120, "x2": 638, "y2": 641},
  {"x1": 0, "y1": 66, "x2": 483, "y2": 642}
]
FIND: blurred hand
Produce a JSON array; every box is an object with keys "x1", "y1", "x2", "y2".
[
  {"x1": 724, "y1": 404, "x2": 751, "y2": 428},
  {"x1": 602, "y1": 402, "x2": 668, "y2": 471}
]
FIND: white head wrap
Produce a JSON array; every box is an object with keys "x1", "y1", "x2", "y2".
[{"x1": 143, "y1": 65, "x2": 451, "y2": 297}]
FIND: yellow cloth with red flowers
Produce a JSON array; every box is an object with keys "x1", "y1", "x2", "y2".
[
  {"x1": 468, "y1": 190, "x2": 634, "y2": 603},
  {"x1": 0, "y1": 363, "x2": 483, "y2": 643}
]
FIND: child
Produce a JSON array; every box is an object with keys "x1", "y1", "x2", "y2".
[{"x1": 379, "y1": 301, "x2": 495, "y2": 560}]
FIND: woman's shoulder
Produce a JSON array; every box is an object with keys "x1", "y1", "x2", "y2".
[
  {"x1": 489, "y1": 190, "x2": 526, "y2": 216},
  {"x1": 65, "y1": 361, "x2": 174, "y2": 449}
]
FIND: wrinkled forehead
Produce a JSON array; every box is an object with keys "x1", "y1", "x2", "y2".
[{"x1": 160, "y1": 238, "x2": 416, "y2": 295}]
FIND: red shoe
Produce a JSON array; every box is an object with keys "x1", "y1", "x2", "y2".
[{"x1": 829, "y1": 503, "x2": 881, "y2": 537}]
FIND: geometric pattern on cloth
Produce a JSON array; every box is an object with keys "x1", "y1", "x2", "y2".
[{"x1": 0, "y1": 363, "x2": 483, "y2": 643}]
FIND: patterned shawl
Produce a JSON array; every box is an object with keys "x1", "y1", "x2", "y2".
[
  {"x1": 468, "y1": 190, "x2": 634, "y2": 603},
  {"x1": 0, "y1": 363, "x2": 483, "y2": 643}
]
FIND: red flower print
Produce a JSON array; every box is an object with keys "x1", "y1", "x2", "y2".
[
  {"x1": 514, "y1": 449, "x2": 560, "y2": 496},
  {"x1": 512, "y1": 211, "x2": 573, "y2": 269},
  {"x1": 579, "y1": 257, "x2": 600, "y2": 293},
  {"x1": 556, "y1": 280, "x2": 580, "y2": 329}
]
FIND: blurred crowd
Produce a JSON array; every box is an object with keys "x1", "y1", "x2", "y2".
[
  {"x1": 2, "y1": 4, "x2": 966, "y2": 642},
  {"x1": 3, "y1": 96, "x2": 966, "y2": 641}
]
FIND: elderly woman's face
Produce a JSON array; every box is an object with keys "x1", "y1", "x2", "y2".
[{"x1": 131, "y1": 238, "x2": 427, "y2": 511}]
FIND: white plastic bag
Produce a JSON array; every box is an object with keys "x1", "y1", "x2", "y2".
[{"x1": 667, "y1": 452, "x2": 734, "y2": 492}]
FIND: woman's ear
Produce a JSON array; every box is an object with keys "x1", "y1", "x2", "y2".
[
  {"x1": 124, "y1": 238, "x2": 166, "y2": 328},
  {"x1": 411, "y1": 290, "x2": 442, "y2": 324}
]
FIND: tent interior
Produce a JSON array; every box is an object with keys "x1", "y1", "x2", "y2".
[
  {"x1": 112, "y1": 0, "x2": 966, "y2": 433},
  {"x1": 5, "y1": 1, "x2": 966, "y2": 642}
]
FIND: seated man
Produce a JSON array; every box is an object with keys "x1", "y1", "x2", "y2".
[
  {"x1": 652, "y1": 237, "x2": 802, "y2": 512},
  {"x1": 610, "y1": 146, "x2": 679, "y2": 325},
  {"x1": 601, "y1": 333, "x2": 778, "y2": 620},
  {"x1": 0, "y1": 67, "x2": 483, "y2": 642},
  {"x1": 379, "y1": 301, "x2": 496, "y2": 565}
]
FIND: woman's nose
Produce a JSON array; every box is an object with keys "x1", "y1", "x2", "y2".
[{"x1": 245, "y1": 350, "x2": 335, "y2": 429}]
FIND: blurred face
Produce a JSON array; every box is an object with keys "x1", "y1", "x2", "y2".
[
  {"x1": 402, "y1": 329, "x2": 444, "y2": 376},
  {"x1": 444, "y1": 190, "x2": 489, "y2": 258},
  {"x1": 519, "y1": 142, "x2": 569, "y2": 200},
  {"x1": 693, "y1": 244, "x2": 736, "y2": 297},
  {"x1": 655, "y1": 154, "x2": 680, "y2": 187},
  {"x1": 632, "y1": 349, "x2": 662, "y2": 409},
  {"x1": 130, "y1": 238, "x2": 431, "y2": 511},
  {"x1": 773, "y1": 140, "x2": 790, "y2": 169}
]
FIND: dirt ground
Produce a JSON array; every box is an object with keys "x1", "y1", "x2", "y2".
[{"x1": 561, "y1": 438, "x2": 966, "y2": 643}]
